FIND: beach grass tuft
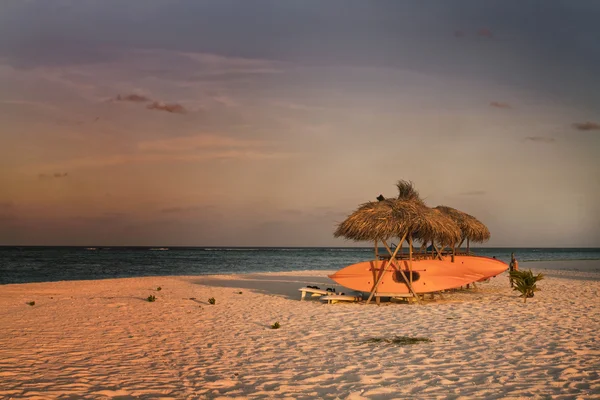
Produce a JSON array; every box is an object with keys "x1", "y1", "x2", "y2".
[
  {"x1": 27, "y1": 301, "x2": 35, "y2": 306},
  {"x1": 365, "y1": 336, "x2": 431, "y2": 345},
  {"x1": 156, "y1": 287, "x2": 162, "y2": 291},
  {"x1": 147, "y1": 295, "x2": 156, "y2": 302},
  {"x1": 271, "y1": 322, "x2": 280, "y2": 329},
  {"x1": 208, "y1": 297, "x2": 216, "y2": 305}
]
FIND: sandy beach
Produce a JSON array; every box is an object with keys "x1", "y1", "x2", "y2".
[{"x1": 1, "y1": 261, "x2": 599, "y2": 399}]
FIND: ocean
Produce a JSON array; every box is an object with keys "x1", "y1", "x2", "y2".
[{"x1": 1, "y1": 247, "x2": 599, "y2": 285}]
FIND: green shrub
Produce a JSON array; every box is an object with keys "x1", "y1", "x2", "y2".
[
  {"x1": 156, "y1": 287, "x2": 162, "y2": 291},
  {"x1": 27, "y1": 301, "x2": 35, "y2": 306},
  {"x1": 147, "y1": 295, "x2": 156, "y2": 302},
  {"x1": 208, "y1": 297, "x2": 216, "y2": 305},
  {"x1": 271, "y1": 322, "x2": 280, "y2": 329},
  {"x1": 509, "y1": 269, "x2": 544, "y2": 303}
]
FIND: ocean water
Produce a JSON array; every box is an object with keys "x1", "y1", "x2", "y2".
[{"x1": 1, "y1": 247, "x2": 599, "y2": 285}]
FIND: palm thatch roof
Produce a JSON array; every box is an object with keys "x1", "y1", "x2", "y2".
[
  {"x1": 412, "y1": 207, "x2": 462, "y2": 246},
  {"x1": 335, "y1": 181, "x2": 487, "y2": 246},
  {"x1": 394, "y1": 180, "x2": 460, "y2": 245},
  {"x1": 395, "y1": 180, "x2": 425, "y2": 206},
  {"x1": 434, "y1": 205, "x2": 491, "y2": 243},
  {"x1": 334, "y1": 196, "x2": 461, "y2": 245},
  {"x1": 334, "y1": 199, "x2": 421, "y2": 242}
]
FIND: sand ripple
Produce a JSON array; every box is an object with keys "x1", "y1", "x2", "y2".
[{"x1": 1, "y1": 266, "x2": 599, "y2": 399}]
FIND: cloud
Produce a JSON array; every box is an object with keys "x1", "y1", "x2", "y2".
[
  {"x1": 490, "y1": 101, "x2": 511, "y2": 109},
  {"x1": 572, "y1": 121, "x2": 600, "y2": 131},
  {"x1": 459, "y1": 190, "x2": 486, "y2": 196},
  {"x1": 114, "y1": 93, "x2": 151, "y2": 102},
  {"x1": 39, "y1": 172, "x2": 68, "y2": 179},
  {"x1": 160, "y1": 206, "x2": 208, "y2": 214},
  {"x1": 29, "y1": 133, "x2": 293, "y2": 171},
  {"x1": 146, "y1": 101, "x2": 187, "y2": 114},
  {"x1": 76, "y1": 150, "x2": 289, "y2": 168},
  {"x1": 138, "y1": 135, "x2": 266, "y2": 152},
  {"x1": 477, "y1": 28, "x2": 494, "y2": 38},
  {"x1": 454, "y1": 30, "x2": 465, "y2": 38},
  {"x1": 206, "y1": 91, "x2": 238, "y2": 107},
  {"x1": 72, "y1": 212, "x2": 127, "y2": 223},
  {"x1": 0, "y1": 201, "x2": 14, "y2": 209},
  {"x1": 525, "y1": 136, "x2": 555, "y2": 143},
  {"x1": 180, "y1": 52, "x2": 284, "y2": 75}
]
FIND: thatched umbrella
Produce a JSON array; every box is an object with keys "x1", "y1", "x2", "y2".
[
  {"x1": 334, "y1": 198, "x2": 423, "y2": 302},
  {"x1": 394, "y1": 180, "x2": 461, "y2": 252},
  {"x1": 334, "y1": 198, "x2": 420, "y2": 242},
  {"x1": 412, "y1": 207, "x2": 462, "y2": 249},
  {"x1": 334, "y1": 184, "x2": 462, "y2": 300},
  {"x1": 434, "y1": 205, "x2": 491, "y2": 252}
]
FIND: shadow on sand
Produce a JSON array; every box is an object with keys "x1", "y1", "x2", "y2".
[{"x1": 190, "y1": 274, "x2": 341, "y2": 300}]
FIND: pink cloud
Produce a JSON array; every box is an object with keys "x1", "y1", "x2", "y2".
[
  {"x1": 39, "y1": 172, "x2": 68, "y2": 180},
  {"x1": 572, "y1": 121, "x2": 600, "y2": 131},
  {"x1": 525, "y1": 136, "x2": 555, "y2": 143},
  {"x1": 115, "y1": 93, "x2": 151, "y2": 102},
  {"x1": 490, "y1": 101, "x2": 511, "y2": 109},
  {"x1": 146, "y1": 102, "x2": 187, "y2": 114},
  {"x1": 477, "y1": 28, "x2": 493, "y2": 38},
  {"x1": 138, "y1": 135, "x2": 266, "y2": 152},
  {"x1": 28, "y1": 135, "x2": 292, "y2": 171}
]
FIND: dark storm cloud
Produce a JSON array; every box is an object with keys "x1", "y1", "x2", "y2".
[
  {"x1": 525, "y1": 136, "x2": 555, "y2": 143},
  {"x1": 572, "y1": 121, "x2": 600, "y2": 131}
]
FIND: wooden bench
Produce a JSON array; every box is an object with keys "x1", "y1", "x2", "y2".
[
  {"x1": 372, "y1": 292, "x2": 444, "y2": 303},
  {"x1": 298, "y1": 287, "x2": 336, "y2": 301},
  {"x1": 319, "y1": 294, "x2": 362, "y2": 304}
]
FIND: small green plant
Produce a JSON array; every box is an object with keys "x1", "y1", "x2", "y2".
[
  {"x1": 27, "y1": 301, "x2": 35, "y2": 306},
  {"x1": 237, "y1": 291, "x2": 243, "y2": 294},
  {"x1": 208, "y1": 297, "x2": 216, "y2": 305},
  {"x1": 510, "y1": 269, "x2": 544, "y2": 303},
  {"x1": 271, "y1": 322, "x2": 280, "y2": 329},
  {"x1": 156, "y1": 287, "x2": 162, "y2": 291},
  {"x1": 365, "y1": 336, "x2": 431, "y2": 345},
  {"x1": 147, "y1": 295, "x2": 156, "y2": 302}
]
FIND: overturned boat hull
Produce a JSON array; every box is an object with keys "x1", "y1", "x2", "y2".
[{"x1": 328, "y1": 256, "x2": 507, "y2": 294}]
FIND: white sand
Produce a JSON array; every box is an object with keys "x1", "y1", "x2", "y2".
[{"x1": 1, "y1": 261, "x2": 599, "y2": 399}]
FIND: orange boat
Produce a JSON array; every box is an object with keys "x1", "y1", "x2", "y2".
[
  {"x1": 453, "y1": 255, "x2": 508, "y2": 281},
  {"x1": 328, "y1": 256, "x2": 507, "y2": 294}
]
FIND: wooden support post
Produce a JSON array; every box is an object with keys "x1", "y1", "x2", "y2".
[
  {"x1": 457, "y1": 238, "x2": 465, "y2": 252},
  {"x1": 366, "y1": 234, "x2": 405, "y2": 304},
  {"x1": 409, "y1": 236, "x2": 413, "y2": 287},
  {"x1": 380, "y1": 239, "x2": 421, "y2": 305},
  {"x1": 372, "y1": 239, "x2": 379, "y2": 293},
  {"x1": 433, "y1": 242, "x2": 443, "y2": 260}
]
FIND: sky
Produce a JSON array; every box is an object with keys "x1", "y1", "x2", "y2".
[{"x1": 1, "y1": 0, "x2": 599, "y2": 247}]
